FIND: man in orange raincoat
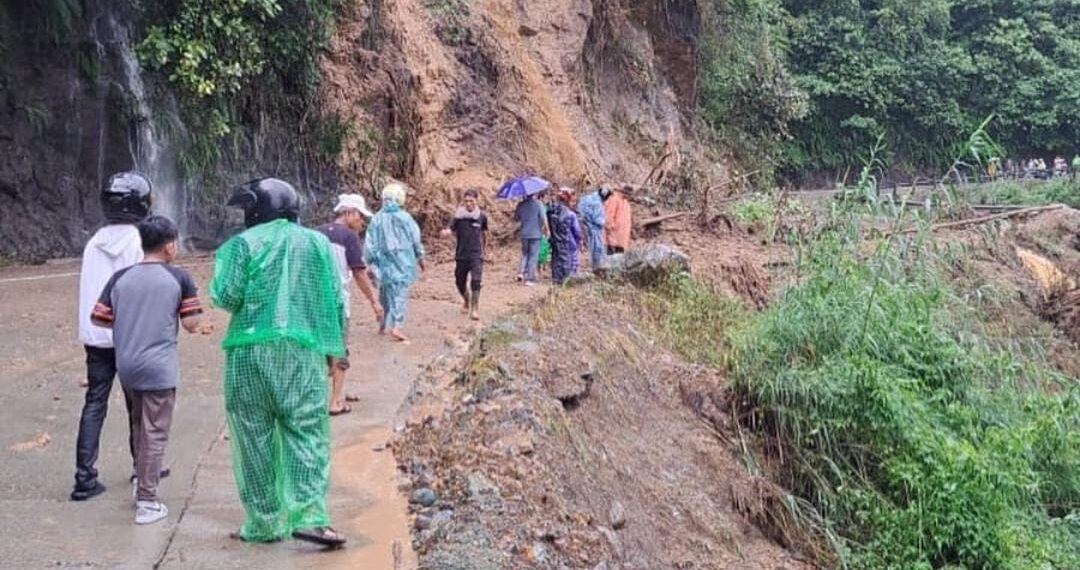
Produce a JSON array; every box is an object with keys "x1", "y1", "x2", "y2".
[{"x1": 603, "y1": 184, "x2": 633, "y2": 254}]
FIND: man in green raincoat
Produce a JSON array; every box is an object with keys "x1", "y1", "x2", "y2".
[{"x1": 210, "y1": 178, "x2": 346, "y2": 547}]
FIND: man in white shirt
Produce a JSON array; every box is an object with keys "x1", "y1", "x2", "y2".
[{"x1": 71, "y1": 172, "x2": 151, "y2": 501}]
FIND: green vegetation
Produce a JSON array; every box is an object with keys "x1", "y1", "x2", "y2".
[
  {"x1": 970, "y1": 179, "x2": 1080, "y2": 208},
  {"x1": 643, "y1": 273, "x2": 744, "y2": 368},
  {"x1": 697, "y1": 1, "x2": 1080, "y2": 177},
  {"x1": 697, "y1": 0, "x2": 806, "y2": 178},
  {"x1": 728, "y1": 222, "x2": 1079, "y2": 568},
  {"x1": 422, "y1": 0, "x2": 471, "y2": 45},
  {"x1": 132, "y1": 0, "x2": 343, "y2": 173}
]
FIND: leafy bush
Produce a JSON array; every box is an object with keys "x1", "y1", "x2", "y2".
[
  {"x1": 730, "y1": 231, "x2": 1080, "y2": 569},
  {"x1": 730, "y1": 195, "x2": 777, "y2": 226}
]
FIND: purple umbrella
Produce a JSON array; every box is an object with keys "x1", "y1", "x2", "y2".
[{"x1": 497, "y1": 176, "x2": 550, "y2": 200}]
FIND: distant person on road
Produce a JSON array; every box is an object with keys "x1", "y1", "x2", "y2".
[
  {"x1": 364, "y1": 182, "x2": 426, "y2": 343},
  {"x1": 514, "y1": 192, "x2": 548, "y2": 285},
  {"x1": 71, "y1": 171, "x2": 152, "y2": 502},
  {"x1": 548, "y1": 187, "x2": 582, "y2": 284},
  {"x1": 91, "y1": 215, "x2": 202, "y2": 525},
  {"x1": 603, "y1": 183, "x2": 633, "y2": 255},
  {"x1": 211, "y1": 178, "x2": 346, "y2": 547},
  {"x1": 440, "y1": 188, "x2": 488, "y2": 321},
  {"x1": 316, "y1": 194, "x2": 383, "y2": 417},
  {"x1": 577, "y1": 185, "x2": 607, "y2": 269}
]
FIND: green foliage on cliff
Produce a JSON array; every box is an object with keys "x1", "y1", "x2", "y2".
[
  {"x1": 131, "y1": 0, "x2": 342, "y2": 172},
  {"x1": 134, "y1": 0, "x2": 339, "y2": 99}
]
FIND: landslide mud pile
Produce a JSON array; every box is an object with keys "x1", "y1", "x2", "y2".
[
  {"x1": 393, "y1": 286, "x2": 811, "y2": 570},
  {"x1": 937, "y1": 207, "x2": 1080, "y2": 375},
  {"x1": 319, "y1": 0, "x2": 721, "y2": 230}
]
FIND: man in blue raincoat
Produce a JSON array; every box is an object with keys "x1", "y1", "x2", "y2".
[
  {"x1": 577, "y1": 185, "x2": 607, "y2": 269},
  {"x1": 364, "y1": 182, "x2": 426, "y2": 343}
]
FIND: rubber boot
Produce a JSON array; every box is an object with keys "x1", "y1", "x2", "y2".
[{"x1": 469, "y1": 291, "x2": 480, "y2": 321}]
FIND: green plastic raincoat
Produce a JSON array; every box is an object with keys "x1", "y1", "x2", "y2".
[{"x1": 209, "y1": 219, "x2": 344, "y2": 542}]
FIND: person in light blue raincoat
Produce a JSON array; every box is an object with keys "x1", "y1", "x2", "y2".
[
  {"x1": 577, "y1": 186, "x2": 607, "y2": 269},
  {"x1": 363, "y1": 183, "x2": 426, "y2": 343}
]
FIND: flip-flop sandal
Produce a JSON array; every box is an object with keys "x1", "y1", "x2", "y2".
[
  {"x1": 292, "y1": 527, "x2": 347, "y2": 548},
  {"x1": 345, "y1": 394, "x2": 361, "y2": 402},
  {"x1": 329, "y1": 405, "x2": 352, "y2": 416}
]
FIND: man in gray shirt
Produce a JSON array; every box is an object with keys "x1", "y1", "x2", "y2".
[
  {"x1": 514, "y1": 194, "x2": 549, "y2": 285},
  {"x1": 92, "y1": 216, "x2": 202, "y2": 525}
]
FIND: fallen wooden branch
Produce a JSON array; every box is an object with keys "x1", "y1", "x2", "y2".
[
  {"x1": 639, "y1": 212, "x2": 688, "y2": 228},
  {"x1": 887, "y1": 204, "x2": 1064, "y2": 236}
]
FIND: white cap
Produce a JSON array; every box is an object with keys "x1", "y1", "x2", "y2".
[{"x1": 334, "y1": 193, "x2": 374, "y2": 217}]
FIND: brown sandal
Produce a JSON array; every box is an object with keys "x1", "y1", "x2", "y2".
[{"x1": 292, "y1": 526, "x2": 347, "y2": 548}]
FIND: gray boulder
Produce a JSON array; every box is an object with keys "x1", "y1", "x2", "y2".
[{"x1": 597, "y1": 244, "x2": 691, "y2": 287}]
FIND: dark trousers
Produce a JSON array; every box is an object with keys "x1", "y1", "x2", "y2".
[
  {"x1": 454, "y1": 258, "x2": 484, "y2": 299},
  {"x1": 74, "y1": 346, "x2": 135, "y2": 490},
  {"x1": 131, "y1": 389, "x2": 176, "y2": 502}
]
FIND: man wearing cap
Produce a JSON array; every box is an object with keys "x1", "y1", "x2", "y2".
[{"x1": 316, "y1": 194, "x2": 383, "y2": 416}]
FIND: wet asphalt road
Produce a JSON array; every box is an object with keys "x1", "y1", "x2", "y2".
[{"x1": 0, "y1": 255, "x2": 536, "y2": 569}]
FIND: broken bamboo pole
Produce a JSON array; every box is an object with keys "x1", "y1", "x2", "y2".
[{"x1": 887, "y1": 204, "x2": 1065, "y2": 236}]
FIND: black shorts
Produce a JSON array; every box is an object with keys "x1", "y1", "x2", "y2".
[{"x1": 455, "y1": 258, "x2": 484, "y2": 291}]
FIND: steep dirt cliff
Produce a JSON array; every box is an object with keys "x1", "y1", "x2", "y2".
[
  {"x1": 320, "y1": 0, "x2": 719, "y2": 230},
  {"x1": 0, "y1": 0, "x2": 718, "y2": 259}
]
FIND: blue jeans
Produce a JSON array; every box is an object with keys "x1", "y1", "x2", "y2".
[{"x1": 518, "y1": 238, "x2": 541, "y2": 282}]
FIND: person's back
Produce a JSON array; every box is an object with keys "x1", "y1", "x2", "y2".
[
  {"x1": 71, "y1": 171, "x2": 151, "y2": 502},
  {"x1": 515, "y1": 197, "x2": 546, "y2": 240},
  {"x1": 364, "y1": 203, "x2": 424, "y2": 287},
  {"x1": 91, "y1": 215, "x2": 201, "y2": 525},
  {"x1": 79, "y1": 225, "x2": 142, "y2": 348},
  {"x1": 578, "y1": 191, "x2": 604, "y2": 229},
  {"x1": 604, "y1": 188, "x2": 632, "y2": 253},
  {"x1": 212, "y1": 218, "x2": 342, "y2": 355},
  {"x1": 98, "y1": 263, "x2": 199, "y2": 388}
]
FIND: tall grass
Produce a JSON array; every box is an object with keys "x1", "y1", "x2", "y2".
[
  {"x1": 729, "y1": 227, "x2": 1080, "y2": 569},
  {"x1": 642, "y1": 273, "x2": 745, "y2": 367},
  {"x1": 970, "y1": 178, "x2": 1080, "y2": 208}
]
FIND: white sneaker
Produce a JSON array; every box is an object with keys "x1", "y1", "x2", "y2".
[{"x1": 135, "y1": 501, "x2": 168, "y2": 525}]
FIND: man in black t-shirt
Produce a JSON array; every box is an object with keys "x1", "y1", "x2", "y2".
[{"x1": 441, "y1": 189, "x2": 489, "y2": 320}]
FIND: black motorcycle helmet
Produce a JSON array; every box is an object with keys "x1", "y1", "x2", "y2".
[
  {"x1": 101, "y1": 171, "x2": 152, "y2": 223},
  {"x1": 227, "y1": 178, "x2": 301, "y2": 228}
]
